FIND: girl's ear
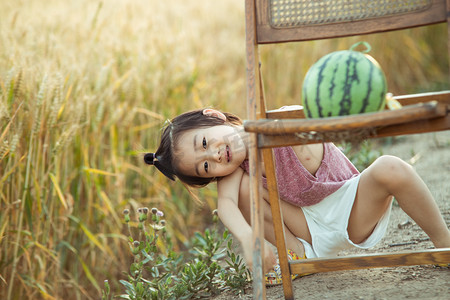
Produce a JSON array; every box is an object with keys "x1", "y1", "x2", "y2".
[{"x1": 202, "y1": 109, "x2": 227, "y2": 121}]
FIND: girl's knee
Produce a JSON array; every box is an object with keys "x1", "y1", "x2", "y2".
[
  {"x1": 237, "y1": 175, "x2": 272, "y2": 223},
  {"x1": 370, "y1": 155, "x2": 413, "y2": 185}
]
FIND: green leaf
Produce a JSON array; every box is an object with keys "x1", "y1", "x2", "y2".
[
  {"x1": 79, "y1": 257, "x2": 101, "y2": 292},
  {"x1": 119, "y1": 280, "x2": 135, "y2": 291}
]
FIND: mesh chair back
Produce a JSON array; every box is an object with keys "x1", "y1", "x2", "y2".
[
  {"x1": 270, "y1": 0, "x2": 432, "y2": 28},
  {"x1": 255, "y1": 0, "x2": 447, "y2": 43}
]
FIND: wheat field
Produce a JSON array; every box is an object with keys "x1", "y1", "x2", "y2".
[{"x1": 0, "y1": 0, "x2": 448, "y2": 298}]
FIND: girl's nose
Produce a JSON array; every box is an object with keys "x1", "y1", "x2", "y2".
[{"x1": 212, "y1": 148, "x2": 222, "y2": 162}]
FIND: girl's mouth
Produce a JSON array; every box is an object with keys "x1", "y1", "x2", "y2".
[{"x1": 226, "y1": 145, "x2": 231, "y2": 162}]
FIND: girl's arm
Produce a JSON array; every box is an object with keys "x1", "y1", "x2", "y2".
[
  {"x1": 217, "y1": 168, "x2": 252, "y2": 241},
  {"x1": 217, "y1": 168, "x2": 276, "y2": 272}
]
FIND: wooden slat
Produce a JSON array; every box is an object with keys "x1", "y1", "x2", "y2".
[
  {"x1": 245, "y1": 101, "x2": 447, "y2": 135},
  {"x1": 375, "y1": 113, "x2": 450, "y2": 137},
  {"x1": 257, "y1": 114, "x2": 450, "y2": 148},
  {"x1": 290, "y1": 248, "x2": 450, "y2": 274},
  {"x1": 256, "y1": 0, "x2": 446, "y2": 44},
  {"x1": 245, "y1": 0, "x2": 267, "y2": 298},
  {"x1": 266, "y1": 107, "x2": 305, "y2": 119}
]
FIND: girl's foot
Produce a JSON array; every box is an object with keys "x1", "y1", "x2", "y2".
[{"x1": 265, "y1": 249, "x2": 310, "y2": 286}]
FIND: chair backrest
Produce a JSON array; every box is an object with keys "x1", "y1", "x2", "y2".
[
  {"x1": 246, "y1": 0, "x2": 449, "y2": 119},
  {"x1": 254, "y1": 0, "x2": 448, "y2": 44}
]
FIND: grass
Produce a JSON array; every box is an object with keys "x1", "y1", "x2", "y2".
[{"x1": 0, "y1": 0, "x2": 448, "y2": 298}]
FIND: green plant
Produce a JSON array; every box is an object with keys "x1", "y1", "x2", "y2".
[
  {"x1": 108, "y1": 208, "x2": 251, "y2": 300},
  {"x1": 218, "y1": 238, "x2": 251, "y2": 295},
  {"x1": 340, "y1": 140, "x2": 383, "y2": 171}
]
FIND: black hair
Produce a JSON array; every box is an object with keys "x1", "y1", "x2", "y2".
[{"x1": 144, "y1": 109, "x2": 242, "y2": 187}]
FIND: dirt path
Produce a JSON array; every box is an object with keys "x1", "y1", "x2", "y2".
[{"x1": 213, "y1": 131, "x2": 450, "y2": 300}]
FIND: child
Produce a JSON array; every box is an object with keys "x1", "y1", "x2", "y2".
[{"x1": 144, "y1": 108, "x2": 450, "y2": 285}]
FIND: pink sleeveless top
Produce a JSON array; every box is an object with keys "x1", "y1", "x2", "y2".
[{"x1": 240, "y1": 143, "x2": 359, "y2": 207}]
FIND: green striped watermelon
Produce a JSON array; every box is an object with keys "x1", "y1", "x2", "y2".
[{"x1": 302, "y1": 42, "x2": 387, "y2": 118}]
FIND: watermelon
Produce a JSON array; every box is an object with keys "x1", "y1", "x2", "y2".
[{"x1": 302, "y1": 42, "x2": 387, "y2": 118}]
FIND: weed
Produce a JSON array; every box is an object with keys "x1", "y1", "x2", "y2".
[{"x1": 105, "y1": 208, "x2": 251, "y2": 299}]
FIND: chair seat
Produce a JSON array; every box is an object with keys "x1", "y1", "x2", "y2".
[
  {"x1": 244, "y1": 101, "x2": 447, "y2": 135},
  {"x1": 244, "y1": 100, "x2": 450, "y2": 147}
]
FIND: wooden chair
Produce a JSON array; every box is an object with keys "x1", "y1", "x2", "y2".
[{"x1": 243, "y1": 0, "x2": 450, "y2": 299}]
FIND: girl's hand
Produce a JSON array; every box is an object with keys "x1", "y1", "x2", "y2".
[
  {"x1": 263, "y1": 241, "x2": 277, "y2": 273},
  {"x1": 242, "y1": 237, "x2": 277, "y2": 273}
]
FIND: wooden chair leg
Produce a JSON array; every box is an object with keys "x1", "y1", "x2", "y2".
[
  {"x1": 262, "y1": 148, "x2": 294, "y2": 300},
  {"x1": 249, "y1": 135, "x2": 267, "y2": 299}
]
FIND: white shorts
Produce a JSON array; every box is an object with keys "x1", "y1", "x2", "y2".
[{"x1": 298, "y1": 175, "x2": 393, "y2": 258}]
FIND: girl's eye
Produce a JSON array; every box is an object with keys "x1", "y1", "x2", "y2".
[
  {"x1": 204, "y1": 161, "x2": 209, "y2": 173},
  {"x1": 202, "y1": 137, "x2": 207, "y2": 149}
]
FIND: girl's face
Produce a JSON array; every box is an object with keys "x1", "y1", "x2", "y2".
[{"x1": 175, "y1": 125, "x2": 247, "y2": 178}]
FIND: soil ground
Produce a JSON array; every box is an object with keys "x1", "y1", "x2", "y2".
[{"x1": 213, "y1": 131, "x2": 450, "y2": 300}]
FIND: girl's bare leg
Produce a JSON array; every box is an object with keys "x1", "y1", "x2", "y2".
[
  {"x1": 348, "y1": 155, "x2": 450, "y2": 248},
  {"x1": 239, "y1": 174, "x2": 311, "y2": 257}
]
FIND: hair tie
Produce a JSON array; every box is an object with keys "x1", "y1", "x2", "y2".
[
  {"x1": 143, "y1": 152, "x2": 175, "y2": 181},
  {"x1": 144, "y1": 153, "x2": 158, "y2": 165}
]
